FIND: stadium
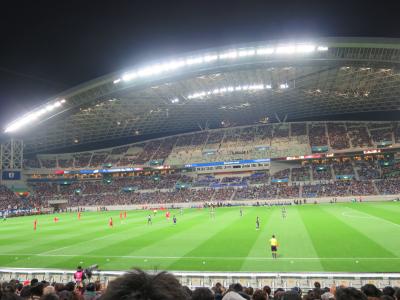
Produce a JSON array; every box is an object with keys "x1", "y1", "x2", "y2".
[{"x1": 1, "y1": 37, "x2": 400, "y2": 297}]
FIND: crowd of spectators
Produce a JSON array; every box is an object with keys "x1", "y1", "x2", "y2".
[
  {"x1": 327, "y1": 123, "x2": 350, "y2": 150},
  {"x1": 303, "y1": 181, "x2": 376, "y2": 197},
  {"x1": 312, "y1": 165, "x2": 332, "y2": 181},
  {"x1": 376, "y1": 179, "x2": 400, "y2": 195},
  {"x1": 291, "y1": 167, "x2": 311, "y2": 181},
  {"x1": 381, "y1": 163, "x2": 400, "y2": 179},
  {"x1": 291, "y1": 123, "x2": 307, "y2": 136},
  {"x1": 355, "y1": 160, "x2": 381, "y2": 180},
  {"x1": 1, "y1": 269, "x2": 399, "y2": 300},
  {"x1": 369, "y1": 128, "x2": 393, "y2": 144},
  {"x1": 243, "y1": 173, "x2": 269, "y2": 184},
  {"x1": 21, "y1": 122, "x2": 400, "y2": 170},
  {"x1": 332, "y1": 161, "x2": 355, "y2": 176},
  {"x1": 309, "y1": 125, "x2": 328, "y2": 146},
  {"x1": 272, "y1": 169, "x2": 290, "y2": 180},
  {"x1": 347, "y1": 125, "x2": 372, "y2": 148}
]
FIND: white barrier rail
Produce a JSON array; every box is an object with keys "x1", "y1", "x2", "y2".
[{"x1": 1, "y1": 268, "x2": 400, "y2": 290}]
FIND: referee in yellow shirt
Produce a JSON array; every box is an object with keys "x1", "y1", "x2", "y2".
[{"x1": 269, "y1": 235, "x2": 279, "y2": 259}]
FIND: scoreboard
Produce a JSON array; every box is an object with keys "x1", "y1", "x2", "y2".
[{"x1": 2, "y1": 171, "x2": 21, "y2": 180}]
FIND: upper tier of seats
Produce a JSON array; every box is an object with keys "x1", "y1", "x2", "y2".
[{"x1": 24, "y1": 121, "x2": 399, "y2": 169}]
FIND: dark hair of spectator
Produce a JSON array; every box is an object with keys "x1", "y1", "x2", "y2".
[
  {"x1": 253, "y1": 289, "x2": 268, "y2": 300},
  {"x1": 361, "y1": 284, "x2": 382, "y2": 298},
  {"x1": 99, "y1": 268, "x2": 189, "y2": 300},
  {"x1": 192, "y1": 287, "x2": 214, "y2": 300},
  {"x1": 336, "y1": 287, "x2": 368, "y2": 300}
]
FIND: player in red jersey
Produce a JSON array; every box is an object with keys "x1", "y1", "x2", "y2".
[
  {"x1": 54, "y1": 217, "x2": 59, "y2": 223},
  {"x1": 119, "y1": 212, "x2": 123, "y2": 220},
  {"x1": 33, "y1": 219, "x2": 37, "y2": 231},
  {"x1": 166, "y1": 211, "x2": 170, "y2": 221},
  {"x1": 109, "y1": 217, "x2": 113, "y2": 228},
  {"x1": 77, "y1": 212, "x2": 81, "y2": 220},
  {"x1": 124, "y1": 211, "x2": 127, "y2": 219}
]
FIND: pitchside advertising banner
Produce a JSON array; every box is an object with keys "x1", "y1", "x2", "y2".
[{"x1": 2, "y1": 170, "x2": 21, "y2": 180}]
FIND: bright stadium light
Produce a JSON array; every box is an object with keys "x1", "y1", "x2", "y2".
[
  {"x1": 117, "y1": 42, "x2": 328, "y2": 84},
  {"x1": 238, "y1": 49, "x2": 256, "y2": 57},
  {"x1": 4, "y1": 99, "x2": 67, "y2": 133},
  {"x1": 280, "y1": 83, "x2": 289, "y2": 89},
  {"x1": 170, "y1": 98, "x2": 179, "y2": 103},
  {"x1": 219, "y1": 50, "x2": 238, "y2": 59},
  {"x1": 186, "y1": 56, "x2": 204, "y2": 65},
  {"x1": 256, "y1": 47, "x2": 274, "y2": 55},
  {"x1": 203, "y1": 54, "x2": 218, "y2": 62},
  {"x1": 295, "y1": 44, "x2": 315, "y2": 53},
  {"x1": 276, "y1": 45, "x2": 296, "y2": 54},
  {"x1": 317, "y1": 46, "x2": 328, "y2": 51},
  {"x1": 187, "y1": 83, "x2": 267, "y2": 99},
  {"x1": 122, "y1": 72, "x2": 138, "y2": 82}
]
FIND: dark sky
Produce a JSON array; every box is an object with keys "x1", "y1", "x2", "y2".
[{"x1": 0, "y1": 0, "x2": 399, "y2": 127}]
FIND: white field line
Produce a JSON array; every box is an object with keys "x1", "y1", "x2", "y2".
[
  {"x1": 1, "y1": 253, "x2": 400, "y2": 260},
  {"x1": 341, "y1": 210, "x2": 400, "y2": 228}
]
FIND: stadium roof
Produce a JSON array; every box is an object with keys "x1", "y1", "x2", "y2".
[{"x1": 4, "y1": 37, "x2": 400, "y2": 154}]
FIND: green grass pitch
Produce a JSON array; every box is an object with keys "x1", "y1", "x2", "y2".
[{"x1": 0, "y1": 202, "x2": 399, "y2": 272}]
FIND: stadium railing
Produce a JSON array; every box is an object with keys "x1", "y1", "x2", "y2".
[{"x1": 0, "y1": 268, "x2": 399, "y2": 290}]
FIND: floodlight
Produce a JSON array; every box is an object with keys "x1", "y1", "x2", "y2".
[
  {"x1": 280, "y1": 83, "x2": 289, "y2": 89},
  {"x1": 186, "y1": 57, "x2": 203, "y2": 65},
  {"x1": 296, "y1": 44, "x2": 315, "y2": 53},
  {"x1": 238, "y1": 49, "x2": 255, "y2": 57},
  {"x1": 317, "y1": 46, "x2": 328, "y2": 51},
  {"x1": 203, "y1": 54, "x2": 218, "y2": 62},
  {"x1": 256, "y1": 47, "x2": 274, "y2": 55},
  {"x1": 122, "y1": 72, "x2": 137, "y2": 81},
  {"x1": 219, "y1": 51, "x2": 238, "y2": 59},
  {"x1": 276, "y1": 45, "x2": 296, "y2": 54}
]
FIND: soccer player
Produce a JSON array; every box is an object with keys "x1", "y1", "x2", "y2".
[
  {"x1": 77, "y1": 212, "x2": 81, "y2": 220},
  {"x1": 120, "y1": 212, "x2": 123, "y2": 220},
  {"x1": 33, "y1": 219, "x2": 37, "y2": 231},
  {"x1": 153, "y1": 209, "x2": 157, "y2": 216},
  {"x1": 256, "y1": 216, "x2": 260, "y2": 230},
  {"x1": 281, "y1": 207, "x2": 287, "y2": 219},
  {"x1": 173, "y1": 215, "x2": 177, "y2": 225},
  {"x1": 269, "y1": 235, "x2": 279, "y2": 259},
  {"x1": 124, "y1": 211, "x2": 127, "y2": 219},
  {"x1": 240, "y1": 208, "x2": 243, "y2": 217},
  {"x1": 210, "y1": 206, "x2": 216, "y2": 219},
  {"x1": 147, "y1": 214, "x2": 152, "y2": 225},
  {"x1": 180, "y1": 207, "x2": 183, "y2": 215},
  {"x1": 109, "y1": 217, "x2": 113, "y2": 228},
  {"x1": 166, "y1": 211, "x2": 170, "y2": 221},
  {"x1": 54, "y1": 217, "x2": 59, "y2": 223}
]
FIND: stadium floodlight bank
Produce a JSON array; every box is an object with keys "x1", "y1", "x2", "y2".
[{"x1": 3, "y1": 37, "x2": 400, "y2": 154}]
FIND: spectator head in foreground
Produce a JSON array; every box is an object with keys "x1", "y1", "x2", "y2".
[
  {"x1": 192, "y1": 287, "x2": 214, "y2": 300},
  {"x1": 281, "y1": 290, "x2": 301, "y2": 300},
  {"x1": 361, "y1": 284, "x2": 382, "y2": 299},
  {"x1": 395, "y1": 288, "x2": 400, "y2": 300},
  {"x1": 336, "y1": 287, "x2": 368, "y2": 300},
  {"x1": 252, "y1": 289, "x2": 267, "y2": 300},
  {"x1": 321, "y1": 292, "x2": 335, "y2": 300},
  {"x1": 383, "y1": 286, "x2": 396, "y2": 297},
  {"x1": 100, "y1": 268, "x2": 189, "y2": 300}
]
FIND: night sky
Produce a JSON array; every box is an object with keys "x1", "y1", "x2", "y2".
[{"x1": 0, "y1": 0, "x2": 399, "y2": 126}]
